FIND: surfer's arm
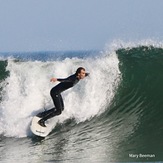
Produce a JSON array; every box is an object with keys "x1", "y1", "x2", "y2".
[
  {"x1": 51, "y1": 74, "x2": 77, "y2": 83},
  {"x1": 85, "y1": 73, "x2": 90, "y2": 77},
  {"x1": 51, "y1": 73, "x2": 89, "y2": 82},
  {"x1": 50, "y1": 77, "x2": 71, "y2": 83},
  {"x1": 57, "y1": 78, "x2": 71, "y2": 82}
]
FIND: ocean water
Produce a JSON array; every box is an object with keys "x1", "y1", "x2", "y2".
[{"x1": 0, "y1": 40, "x2": 163, "y2": 163}]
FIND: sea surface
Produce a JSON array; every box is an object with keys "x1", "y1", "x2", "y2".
[{"x1": 0, "y1": 41, "x2": 163, "y2": 163}]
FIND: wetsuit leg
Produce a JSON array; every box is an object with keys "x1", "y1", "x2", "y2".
[
  {"x1": 40, "y1": 89, "x2": 64, "y2": 121},
  {"x1": 51, "y1": 94, "x2": 64, "y2": 113},
  {"x1": 59, "y1": 94, "x2": 64, "y2": 111},
  {"x1": 37, "y1": 108, "x2": 54, "y2": 118}
]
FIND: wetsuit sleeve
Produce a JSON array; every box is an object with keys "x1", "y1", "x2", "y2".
[
  {"x1": 85, "y1": 73, "x2": 90, "y2": 77},
  {"x1": 57, "y1": 78, "x2": 71, "y2": 82},
  {"x1": 57, "y1": 75, "x2": 75, "y2": 83}
]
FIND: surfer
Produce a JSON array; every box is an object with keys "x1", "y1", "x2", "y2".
[{"x1": 38, "y1": 67, "x2": 89, "y2": 127}]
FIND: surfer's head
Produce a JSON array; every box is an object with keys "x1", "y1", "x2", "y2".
[{"x1": 76, "y1": 67, "x2": 86, "y2": 79}]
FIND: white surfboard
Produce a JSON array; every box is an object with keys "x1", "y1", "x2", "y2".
[{"x1": 30, "y1": 116, "x2": 53, "y2": 137}]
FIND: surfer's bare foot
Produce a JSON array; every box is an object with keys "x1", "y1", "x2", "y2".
[{"x1": 38, "y1": 119, "x2": 46, "y2": 127}]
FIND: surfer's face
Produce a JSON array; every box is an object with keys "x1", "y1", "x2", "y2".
[{"x1": 78, "y1": 69, "x2": 86, "y2": 79}]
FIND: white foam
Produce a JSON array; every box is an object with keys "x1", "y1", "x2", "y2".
[{"x1": 0, "y1": 54, "x2": 120, "y2": 137}]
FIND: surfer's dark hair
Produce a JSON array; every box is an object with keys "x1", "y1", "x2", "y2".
[{"x1": 75, "y1": 67, "x2": 85, "y2": 75}]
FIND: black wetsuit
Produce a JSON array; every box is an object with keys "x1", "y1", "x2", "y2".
[{"x1": 38, "y1": 74, "x2": 80, "y2": 121}]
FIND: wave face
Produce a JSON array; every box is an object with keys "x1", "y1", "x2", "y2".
[
  {"x1": 0, "y1": 44, "x2": 163, "y2": 162},
  {"x1": 108, "y1": 46, "x2": 163, "y2": 160}
]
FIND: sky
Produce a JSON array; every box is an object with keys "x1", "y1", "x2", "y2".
[{"x1": 0, "y1": 0, "x2": 163, "y2": 52}]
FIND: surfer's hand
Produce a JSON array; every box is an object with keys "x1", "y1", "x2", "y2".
[
  {"x1": 50, "y1": 78, "x2": 57, "y2": 82},
  {"x1": 85, "y1": 73, "x2": 90, "y2": 77}
]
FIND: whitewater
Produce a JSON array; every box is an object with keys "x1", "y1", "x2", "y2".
[{"x1": 0, "y1": 51, "x2": 120, "y2": 138}]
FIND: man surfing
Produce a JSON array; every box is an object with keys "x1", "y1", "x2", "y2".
[{"x1": 37, "y1": 67, "x2": 89, "y2": 127}]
